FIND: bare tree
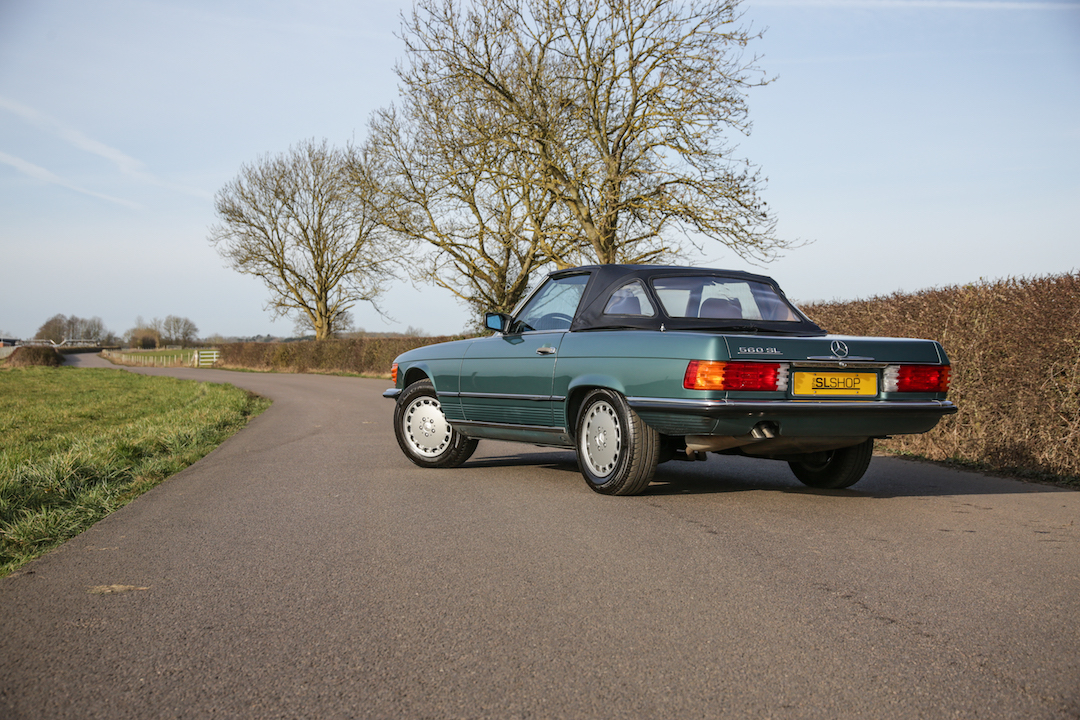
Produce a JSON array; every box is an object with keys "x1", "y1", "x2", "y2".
[
  {"x1": 292, "y1": 310, "x2": 354, "y2": 338},
  {"x1": 161, "y1": 315, "x2": 199, "y2": 346},
  {"x1": 34, "y1": 314, "x2": 69, "y2": 344},
  {"x1": 367, "y1": 97, "x2": 580, "y2": 322},
  {"x1": 125, "y1": 316, "x2": 161, "y2": 349},
  {"x1": 392, "y1": 0, "x2": 791, "y2": 269},
  {"x1": 211, "y1": 139, "x2": 394, "y2": 340},
  {"x1": 35, "y1": 314, "x2": 111, "y2": 343}
]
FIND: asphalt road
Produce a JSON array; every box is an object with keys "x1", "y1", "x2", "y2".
[{"x1": 1, "y1": 354, "x2": 1077, "y2": 719}]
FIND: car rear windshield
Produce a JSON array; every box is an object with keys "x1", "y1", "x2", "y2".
[{"x1": 651, "y1": 276, "x2": 800, "y2": 322}]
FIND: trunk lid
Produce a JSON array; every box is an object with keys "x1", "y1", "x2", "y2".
[{"x1": 723, "y1": 334, "x2": 947, "y2": 365}]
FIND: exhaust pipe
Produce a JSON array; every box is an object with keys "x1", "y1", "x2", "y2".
[
  {"x1": 751, "y1": 422, "x2": 779, "y2": 440},
  {"x1": 684, "y1": 422, "x2": 781, "y2": 454}
]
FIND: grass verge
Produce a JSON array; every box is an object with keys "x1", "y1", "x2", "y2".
[{"x1": 0, "y1": 366, "x2": 271, "y2": 577}]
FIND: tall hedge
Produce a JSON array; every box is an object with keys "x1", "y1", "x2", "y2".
[
  {"x1": 216, "y1": 336, "x2": 465, "y2": 377},
  {"x1": 802, "y1": 273, "x2": 1080, "y2": 482}
]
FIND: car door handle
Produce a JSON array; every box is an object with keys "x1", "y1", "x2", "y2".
[{"x1": 536, "y1": 346, "x2": 557, "y2": 355}]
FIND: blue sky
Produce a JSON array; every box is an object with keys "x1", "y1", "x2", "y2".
[{"x1": 1, "y1": 0, "x2": 1077, "y2": 340}]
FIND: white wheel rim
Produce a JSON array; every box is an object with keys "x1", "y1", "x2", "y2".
[
  {"x1": 403, "y1": 396, "x2": 451, "y2": 458},
  {"x1": 582, "y1": 400, "x2": 621, "y2": 477}
]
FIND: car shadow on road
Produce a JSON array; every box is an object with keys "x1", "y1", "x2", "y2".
[
  {"x1": 463, "y1": 449, "x2": 1067, "y2": 499},
  {"x1": 649, "y1": 455, "x2": 1068, "y2": 499}
]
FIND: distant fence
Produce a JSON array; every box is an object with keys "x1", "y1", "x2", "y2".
[
  {"x1": 101, "y1": 349, "x2": 220, "y2": 368},
  {"x1": 195, "y1": 350, "x2": 220, "y2": 367}
]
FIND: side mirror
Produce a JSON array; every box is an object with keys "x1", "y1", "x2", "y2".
[{"x1": 485, "y1": 312, "x2": 510, "y2": 333}]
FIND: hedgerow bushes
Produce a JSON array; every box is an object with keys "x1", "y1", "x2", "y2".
[
  {"x1": 802, "y1": 273, "x2": 1080, "y2": 483},
  {"x1": 5, "y1": 347, "x2": 63, "y2": 367},
  {"x1": 216, "y1": 336, "x2": 465, "y2": 376}
]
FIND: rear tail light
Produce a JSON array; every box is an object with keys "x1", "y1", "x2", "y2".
[
  {"x1": 684, "y1": 361, "x2": 789, "y2": 392},
  {"x1": 884, "y1": 364, "x2": 950, "y2": 393}
]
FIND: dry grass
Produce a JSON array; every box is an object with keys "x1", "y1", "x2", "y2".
[{"x1": 802, "y1": 273, "x2": 1080, "y2": 485}]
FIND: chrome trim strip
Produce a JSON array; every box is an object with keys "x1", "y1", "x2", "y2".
[
  {"x1": 792, "y1": 361, "x2": 890, "y2": 369},
  {"x1": 450, "y1": 420, "x2": 568, "y2": 434},
  {"x1": 626, "y1": 396, "x2": 957, "y2": 416},
  {"x1": 440, "y1": 391, "x2": 567, "y2": 403}
]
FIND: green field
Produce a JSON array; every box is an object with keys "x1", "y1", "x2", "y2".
[{"x1": 0, "y1": 367, "x2": 270, "y2": 576}]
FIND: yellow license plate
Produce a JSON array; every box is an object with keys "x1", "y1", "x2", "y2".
[{"x1": 793, "y1": 372, "x2": 878, "y2": 397}]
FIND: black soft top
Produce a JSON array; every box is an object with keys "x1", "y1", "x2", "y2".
[{"x1": 553, "y1": 264, "x2": 825, "y2": 336}]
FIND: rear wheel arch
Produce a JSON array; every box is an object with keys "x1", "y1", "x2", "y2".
[
  {"x1": 563, "y1": 387, "x2": 590, "y2": 440},
  {"x1": 564, "y1": 376, "x2": 628, "y2": 438}
]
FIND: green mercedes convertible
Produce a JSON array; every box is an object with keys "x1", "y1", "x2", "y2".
[{"x1": 384, "y1": 265, "x2": 956, "y2": 495}]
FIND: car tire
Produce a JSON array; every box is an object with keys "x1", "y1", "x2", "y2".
[
  {"x1": 394, "y1": 379, "x2": 478, "y2": 468},
  {"x1": 575, "y1": 389, "x2": 660, "y2": 496},
  {"x1": 788, "y1": 439, "x2": 874, "y2": 489}
]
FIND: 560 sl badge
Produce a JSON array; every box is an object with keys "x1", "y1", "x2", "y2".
[{"x1": 738, "y1": 346, "x2": 783, "y2": 355}]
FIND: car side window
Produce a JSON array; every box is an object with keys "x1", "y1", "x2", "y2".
[
  {"x1": 510, "y1": 274, "x2": 590, "y2": 333},
  {"x1": 602, "y1": 281, "x2": 655, "y2": 316}
]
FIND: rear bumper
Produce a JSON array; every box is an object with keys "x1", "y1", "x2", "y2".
[
  {"x1": 627, "y1": 397, "x2": 956, "y2": 416},
  {"x1": 626, "y1": 397, "x2": 957, "y2": 437}
]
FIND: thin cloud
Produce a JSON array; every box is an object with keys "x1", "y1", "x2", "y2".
[
  {"x1": 0, "y1": 95, "x2": 210, "y2": 199},
  {"x1": 0, "y1": 95, "x2": 147, "y2": 178},
  {"x1": 0, "y1": 151, "x2": 142, "y2": 209}
]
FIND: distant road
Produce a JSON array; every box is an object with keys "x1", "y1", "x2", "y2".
[{"x1": 1, "y1": 353, "x2": 1077, "y2": 719}]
